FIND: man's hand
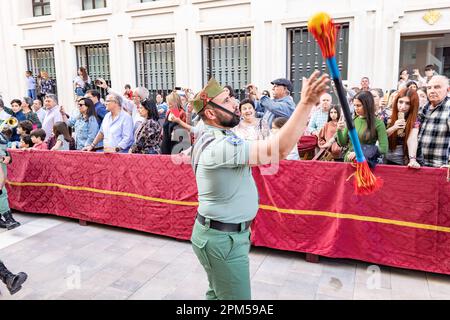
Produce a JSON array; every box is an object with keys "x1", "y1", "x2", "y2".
[
  {"x1": 246, "y1": 84, "x2": 261, "y2": 100},
  {"x1": 300, "y1": 71, "x2": 330, "y2": 106},
  {"x1": 83, "y1": 145, "x2": 94, "y2": 152}
]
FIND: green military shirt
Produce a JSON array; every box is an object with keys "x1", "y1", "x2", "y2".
[
  {"x1": 0, "y1": 134, "x2": 8, "y2": 175},
  {"x1": 193, "y1": 125, "x2": 259, "y2": 224}
]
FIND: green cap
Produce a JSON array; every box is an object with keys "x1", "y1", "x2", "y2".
[{"x1": 191, "y1": 78, "x2": 224, "y2": 114}]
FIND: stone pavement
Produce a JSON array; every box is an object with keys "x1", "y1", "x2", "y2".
[{"x1": 0, "y1": 213, "x2": 449, "y2": 300}]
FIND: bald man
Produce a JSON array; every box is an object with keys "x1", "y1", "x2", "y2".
[
  {"x1": 308, "y1": 93, "x2": 333, "y2": 136},
  {"x1": 418, "y1": 75, "x2": 450, "y2": 167}
]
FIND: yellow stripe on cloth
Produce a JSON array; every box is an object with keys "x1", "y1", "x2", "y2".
[
  {"x1": 7, "y1": 180, "x2": 450, "y2": 233},
  {"x1": 6, "y1": 180, "x2": 199, "y2": 207},
  {"x1": 259, "y1": 205, "x2": 450, "y2": 233}
]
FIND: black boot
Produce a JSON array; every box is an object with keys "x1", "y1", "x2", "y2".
[
  {"x1": 0, "y1": 261, "x2": 28, "y2": 295},
  {"x1": 0, "y1": 216, "x2": 7, "y2": 229},
  {"x1": 2, "y1": 211, "x2": 20, "y2": 230}
]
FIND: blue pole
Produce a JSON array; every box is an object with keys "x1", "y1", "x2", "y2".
[{"x1": 326, "y1": 57, "x2": 365, "y2": 163}]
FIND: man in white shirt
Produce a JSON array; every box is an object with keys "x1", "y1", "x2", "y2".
[
  {"x1": 32, "y1": 99, "x2": 47, "y2": 124},
  {"x1": 42, "y1": 94, "x2": 62, "y2": 143}
]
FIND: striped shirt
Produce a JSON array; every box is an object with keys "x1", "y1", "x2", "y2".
[
  {"x1": 308, "y1": 110, "x2": 329, "y2": 134},
  {"x1": 418, "y1": 97, "x2": 450, "y2": 167}
]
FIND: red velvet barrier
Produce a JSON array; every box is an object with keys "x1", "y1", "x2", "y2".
[{"x1": 6, "y1": 150, "x2": 450, "y2": 275}]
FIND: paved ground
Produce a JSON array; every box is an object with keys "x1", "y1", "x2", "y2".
[{"x1": 0, "y1": 212, "x2": 449, "y2": 300}]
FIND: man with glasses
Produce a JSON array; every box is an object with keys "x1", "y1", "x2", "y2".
[
  {"x1": 83, "y1": 93, "x2": 134, "y2": 153},
  {"x1": 246, "y1": 78, "x2": 296, "y2": 128}
]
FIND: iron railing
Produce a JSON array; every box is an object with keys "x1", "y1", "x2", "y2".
[
  {"x1": 288, "y1": 24, "x2": 349, "y2": 103},
  {"x1": 203, "y1": 31, "x2": 251, "y2": 101},
  {"x1": 135, "y1": 38, "x2": 176, "y2": 99}
]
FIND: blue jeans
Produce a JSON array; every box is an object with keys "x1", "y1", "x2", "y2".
[{"x1": 27, "y1": 89, "x2": 36, "y2": 100}]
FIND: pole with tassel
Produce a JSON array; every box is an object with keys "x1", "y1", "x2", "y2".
[{"x1": 308, "y1": 12, "x2": 383, "y2": 195}]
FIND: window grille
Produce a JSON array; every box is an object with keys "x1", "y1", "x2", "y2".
[
  {"x1": 76, "y1": 43, "x2": 111, "y2": 97},
  {"x1": 26, "y1": 47, "x2": 57, "y2": 95},
  {"x1": 135, "y1": 38, "x2": 176, "y2": 99},
  {"x1": 288, "y1": 24, "x2": 349, "y2": 103},
  {"x1": 202, "y1": 32, "x2": 251, "y2": 101}
]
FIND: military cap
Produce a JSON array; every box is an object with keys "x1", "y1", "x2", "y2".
[
  {"x1": 271, "y1": 78, "x2": 293, "y2": 93},
  {"x1": 191, "y1": 78, "x2": 224, "y2": 114}
]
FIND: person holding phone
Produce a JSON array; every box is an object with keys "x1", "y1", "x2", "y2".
[
  {"x1": 385, "y1": 88, "x2": 421, "y2": 168},
  {"x1": 161, "y1": 91, "x2": 189, "y2": 155},
  {"x1": 246, "y1": 78, "x2": 296, "y2": 129}
]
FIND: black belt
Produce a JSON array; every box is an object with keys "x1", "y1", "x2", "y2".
[{"x1": 196, "y1": 214, "x2": 252, "y2": 232}]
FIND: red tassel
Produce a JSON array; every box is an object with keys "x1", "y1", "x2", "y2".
[{"x1": 347, "y1": 161, "x2": 383, "y2": 195}]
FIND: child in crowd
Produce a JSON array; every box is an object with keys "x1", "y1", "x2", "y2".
[
  {"x1": 124, "y1": 84, "x2": 133, "y2": 100},
  {"x1": 51, "y1": 122, "x2": 72, "y2": 151},
  {"x1": 11, "y1": 120, "x2": 34, "y2": 149},
  {"x1": 19, "y1": 135, "x2": 34, "y2": 150},
  {"x1": 271, "y1": 117, "x2": 300, "y2": 160},
  {"x1": 30, "y1": 129, "x2": 48, "y2": 150}
]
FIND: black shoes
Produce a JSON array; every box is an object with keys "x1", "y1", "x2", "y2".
[
  {"x1": 0, "y1": 262, "x2": 28, "y2": 295},
  {"x1": 0, "y1": 216, "x2": 7, "y2": 229},
  {"x1": 1, "y1": 211, "x2": 20, "y2": 230}
]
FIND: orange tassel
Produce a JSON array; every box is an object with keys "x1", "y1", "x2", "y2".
[
  {"x1": 347, "y1": 161, "x2": 383, "y2": 195},
  {"x1": 307, "y1": 12, "x2": 338, "y2": 59}
]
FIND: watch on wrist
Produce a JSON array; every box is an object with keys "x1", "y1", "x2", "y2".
[{"x1": 115, "y1": 147, "x2": 122, "y2": 152}]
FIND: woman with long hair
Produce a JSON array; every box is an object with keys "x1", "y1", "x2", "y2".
[
  {"x1": 317, "y1": 105, "x2": 343, "y2": 160},
  {"x1": 39, "y1": 71, "x2": 55, "y2": 97},
  {"x1": 336, "y1": 91, "x2": 388, "y2": 164},
  {"x1": 397, "y1": 68, "x2": 409, "y2": 90},
  {"x1": 73, "y1": 67, "x2": 91, "y2": 98},
  {"x1": 161, "y1": 91, "x2": 188, "y2": 155},
  {"x1": 385, "y1": 88, "x2": 421, "y2": 168},
  {"x1": 51, "y1": 122, "x2": 74, "y2": 151},
  {"x1": 63, "y1": 98, "x2": 99, "y2": 150},
  {"x1": 130, "y1": 99, "x2": 162, "y2": 155}
]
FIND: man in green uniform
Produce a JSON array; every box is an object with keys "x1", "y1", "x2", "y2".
[
  {"x1": 0, "y1": 129, "x2": 20, "y2": 230},
  {"x1": 190, "y1": 71, "x2": 330, "y2": 300}
]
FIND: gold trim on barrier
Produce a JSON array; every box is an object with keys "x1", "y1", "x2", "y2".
[{"x1": 7, "y1": 180, "x2": 450, "y2": 234}]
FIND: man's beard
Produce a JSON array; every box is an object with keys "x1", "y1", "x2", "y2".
[{"x1": 216, "y1": 110, "x2": 241, "y2": 128}]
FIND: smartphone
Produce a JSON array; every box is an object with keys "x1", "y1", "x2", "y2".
[{"x1": 174, "y1": 87, "x2": 182, "y2": 91}]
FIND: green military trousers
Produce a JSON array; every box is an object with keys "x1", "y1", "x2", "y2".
[
  {"x1": 191, "y1": 219, "x2": 251, "y2": 300},
  {"x1": 0, "y1": 187, "x2": 10, "y2": 216}
]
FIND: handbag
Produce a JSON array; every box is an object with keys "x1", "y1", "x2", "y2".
[{"x1": 361, "y1": 144, "x2": 382, "y2": 168}]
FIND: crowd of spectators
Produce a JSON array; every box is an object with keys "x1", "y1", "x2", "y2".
[{"x1": 0, "y1": 65, "x2": 447, "y2": 170}]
